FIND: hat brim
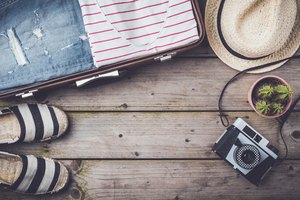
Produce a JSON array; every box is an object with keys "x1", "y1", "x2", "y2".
[{"x1": 205, "y1": 0, "x2": 300, "y2": 73}]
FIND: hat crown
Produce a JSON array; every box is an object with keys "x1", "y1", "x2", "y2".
[{"x1": 221, "y1": 0, "x2": 297, "y2": 58}]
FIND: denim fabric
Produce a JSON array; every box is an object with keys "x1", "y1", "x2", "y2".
[{"x1": 0, "y1": 0, "x2": 94, "y2": 91}]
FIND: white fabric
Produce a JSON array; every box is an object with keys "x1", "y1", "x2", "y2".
[
  {"x1": 53, "y1": 108, "x2": 64, "y2": 137},
  {"x1": 37, "y1": 104, "x2": 54, "y2": 139},
  {"x1": 16, "y1": 155, "x2": 37, "y2": 192},
  {"x1": 79, "y1": 0, "x2": 200, "y2": 67},
  {"x1": 36, "y1": 158, "x2": 56, "y2": 194},
  {"x1": 17, "y1": 104, "x2": 36, "y2": 142}
]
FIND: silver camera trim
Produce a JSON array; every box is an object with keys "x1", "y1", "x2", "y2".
[
  {"x1": 233, "y1": 118, "x2": 278, "y2": 159},
  {"x1": 217, "y1": 118, "x2": 278, "y2": 175}
]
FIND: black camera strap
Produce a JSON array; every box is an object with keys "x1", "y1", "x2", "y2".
[
  {"x1": 218, "y1": 55, "x2": 300, "y2": 160},
  {"x1": 276, "y1": 95, "x2": 300, "y2": 160}
]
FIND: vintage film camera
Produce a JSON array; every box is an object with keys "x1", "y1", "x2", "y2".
[{"x1": 212, "y1": 118, "x2": 279, "y2": 185}]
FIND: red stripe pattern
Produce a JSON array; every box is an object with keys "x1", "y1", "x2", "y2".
[
  {"x1": 106, "y1": 1, "x2": 169, "y2": 16},
  {"x1": 79, "y1": 0, "x2": 200, "y2": 67}
]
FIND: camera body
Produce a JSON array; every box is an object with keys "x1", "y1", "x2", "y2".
[{"x1": 212, "y1": 118, "x2": 279, "y2": 185}]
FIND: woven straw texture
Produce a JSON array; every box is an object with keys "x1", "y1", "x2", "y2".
[{"x1": 205, "y1": 0, "x2": 300, "y2": 73}]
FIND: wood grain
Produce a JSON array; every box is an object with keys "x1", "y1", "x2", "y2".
[
  {"x1": 0, "y1": 0, "x2": 299, "y2": 111},
  {"x1": 1, "y1": 58, "x2": 299, "y2": 111},
  {"x1": 1, "y1": 111, "x2": 299, "y2": 159},
  {"x1": 0, "y1": 1, "x2": 299, "y2": 199},
  {"x1": 1, "y1": 160, "x2": 300, "y2": 200}
]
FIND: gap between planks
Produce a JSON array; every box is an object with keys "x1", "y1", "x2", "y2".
[
  {"x1": 1, "y1": 111, "x2": 300, "y2": 159},
  {"x1": 1, "y1": 160, "x2": 300, "y2": 200},
  {"x1": 1, "y1": 57, "x2": 299, "y2": 112}
]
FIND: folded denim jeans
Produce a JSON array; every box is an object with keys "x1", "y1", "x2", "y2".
[{"x1": 0, "y1": 0, "x2": 94, "y2": 91}]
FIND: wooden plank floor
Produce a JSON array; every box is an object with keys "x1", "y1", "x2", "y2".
[{"x1": 1, "y1": 1, "x2": 300, "y2": 199}]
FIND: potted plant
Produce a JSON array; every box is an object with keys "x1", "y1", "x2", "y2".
[{"x1": 248, "y1": 75, "x2": 293, "y2": 119}]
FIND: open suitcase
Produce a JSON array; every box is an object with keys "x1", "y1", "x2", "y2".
[{"x1": 0, "y1": 0, "x2": 205, "y2": 99}]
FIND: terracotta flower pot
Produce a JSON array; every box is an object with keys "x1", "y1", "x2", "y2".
[{"x1": 248, "y1": 75, "x2": 292, "y2": 119}]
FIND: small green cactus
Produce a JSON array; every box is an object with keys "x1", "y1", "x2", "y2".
[
  {"x1": 274, "y1": 84, "x2": 292, "y2": 101},
  {"x1": 255, "y1": 100, "x2": 271, "y2": 115},
  {"x1": 257, "y1": 84, "x2": 274, "y2": 99},
  {"x1": 272, "y1": 103, "x2": 284, "y2": 115}
]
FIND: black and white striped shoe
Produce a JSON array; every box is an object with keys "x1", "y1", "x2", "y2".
[
  {"x1": 0, "y1": 151, "x2": 69, "y2": 195},
  {"x1": 0, "y1": 104, "x2": 68, "y2": 144}
]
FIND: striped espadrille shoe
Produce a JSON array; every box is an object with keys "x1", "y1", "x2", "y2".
[
  {"x1": 0, "y1": 104, "x2": 68, "y2": 144},
  {"x1": 0, "y1": 151, "x2": 69, "y2": 195}
]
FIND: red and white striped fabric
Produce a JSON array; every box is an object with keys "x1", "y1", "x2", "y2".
[{"x1": 79, "y1": 0, "x2": 200, "y2": 67}]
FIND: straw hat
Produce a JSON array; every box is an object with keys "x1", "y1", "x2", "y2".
[{"x1": 205, "y1": 0, "x2": 300, "y2": 73}]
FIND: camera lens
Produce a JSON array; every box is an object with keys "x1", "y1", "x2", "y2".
[
  {"x1": 241, "y1": 150, "x2": 256, "y2": 164},
  {"x1": 235, "y1": 144, "x2": 260, "y2": 169}
]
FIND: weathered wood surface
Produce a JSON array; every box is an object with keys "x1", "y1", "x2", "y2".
[
  {"x1": 2, "y1": 58, "x2": 300, "y2": 111},
  {"x1": 1, "y1": 0, "x2": 300, "y2": 199},
  {"x1": 1, "y1": 112, "x2": 300, "y2": 159},
  {"x1": 0, "y1": 0, "x2": 299, "y2": 111},
  {"x1": 1, "y1": 160, "x2": 300, "y2": 200}
]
